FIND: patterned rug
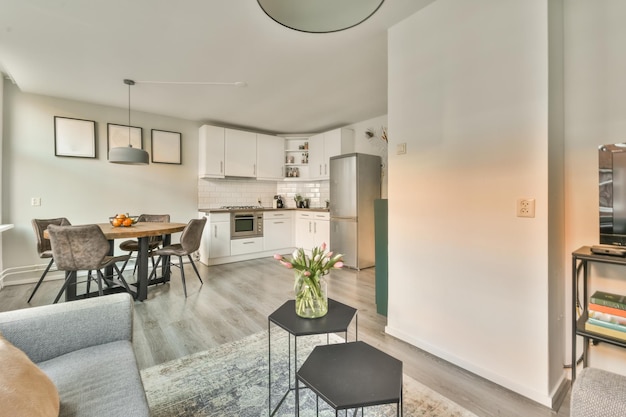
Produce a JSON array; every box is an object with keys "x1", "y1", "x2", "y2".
[{"x1": 140, "y1": 329, "x2": 477, "y2": 417}]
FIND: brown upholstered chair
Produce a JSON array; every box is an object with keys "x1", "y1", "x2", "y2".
[
  {"x1": 148, "y1": 217, "x2": 206, "y2": 297},
  {"x1": 47, "y1": 224, "x2": 134, "y2": 303},
  {"x1": 118, "y1": 214, "x2": 170, "y2": 274},
  {"x1": 28, "y1": 218, "x2": 72, "y2": 303}
]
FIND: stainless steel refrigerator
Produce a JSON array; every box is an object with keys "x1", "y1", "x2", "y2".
[{"x1": 329, "y1": 153, "x2": 381, "y2": 269}]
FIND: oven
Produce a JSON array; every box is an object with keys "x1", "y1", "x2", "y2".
[{"x1": 231, "y1": 211, "x2": 263, "y2": 239}]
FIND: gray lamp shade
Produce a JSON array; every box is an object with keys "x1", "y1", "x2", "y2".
[{"x1": 109, "y1": 146, "x2": 149, "y2": 165}]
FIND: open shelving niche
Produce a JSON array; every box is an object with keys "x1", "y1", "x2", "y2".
[{"x1": 283, "y1": 136, "x2": 310, "y2": 181}]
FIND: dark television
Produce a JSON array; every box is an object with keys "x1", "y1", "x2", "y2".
[{"x1": 599, "y1": 144, "x2": 626, "y2": 246}]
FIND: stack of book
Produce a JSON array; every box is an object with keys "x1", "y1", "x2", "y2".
[{"x1": 586, "y1": 290, "x2": 626, "y2": 341}]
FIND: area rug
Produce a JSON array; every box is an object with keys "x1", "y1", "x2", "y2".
[{"x1": 140, "y1": 329, "x2": 477, "y2": 417}]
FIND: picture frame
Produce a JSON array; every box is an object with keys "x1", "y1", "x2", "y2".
[
  {"x1": 151, "y1": 129, "x2": 182, "y2": 164},
  {"x1": 54, "y1": 116, "x2": 96, "y2": 158},
  {"x1": 107, "y1": 123, "x2": 143, "y2": 159}
]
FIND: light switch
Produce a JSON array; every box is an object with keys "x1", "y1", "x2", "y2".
[{"x1": 397, "y1": 143, "x2": 407, "y2": 155}]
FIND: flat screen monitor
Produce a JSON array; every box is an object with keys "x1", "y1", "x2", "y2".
[{"x1": 599, "y1": 144, "x2": 626, "y2": 246}]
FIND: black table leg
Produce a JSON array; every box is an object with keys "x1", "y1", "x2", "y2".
[{"x1": 136, "y1": 237, "x2": 149, "y2": 301}]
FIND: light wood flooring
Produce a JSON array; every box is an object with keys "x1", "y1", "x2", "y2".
[{"x1": 0, "y1": 257, "x2": 569, "y2": 417}]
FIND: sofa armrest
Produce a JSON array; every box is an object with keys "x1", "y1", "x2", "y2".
[
  {"x1": 571, "y1": 367, "x2": 626, "y2": 417},
  {"x1": 0, "y1": 293, "x2": 133, "y2": 363}
]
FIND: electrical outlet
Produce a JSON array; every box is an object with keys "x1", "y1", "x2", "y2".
[
  {"x1": 31, "y1": 197, "x2": 41, "y2": 206},
  {"x1": 517, "y1": 198, "x2": 535, "y2": 218}
]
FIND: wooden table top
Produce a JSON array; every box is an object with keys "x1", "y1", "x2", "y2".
[{"x1": 44, "y1": 222, "x2": 187, "y2": 239}]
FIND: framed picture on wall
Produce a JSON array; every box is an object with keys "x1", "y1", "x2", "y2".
[
  {"x1": 151, "y1": 129, "x2": 182, "y2": 164},
  {"x1": 54, "y1": 116, "x2": 96, "y2": 158},
  {"x1": 107, "y1": 123, "x2": 143, "y2": 158}
]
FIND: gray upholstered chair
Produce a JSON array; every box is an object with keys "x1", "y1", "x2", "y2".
[
  {"x1": 149, "y1": 217, "x2": 207, "y2": 297},
  {"x1": 118, "y1": 213, "x2": 170, "y2": 274},
  {"x1": 47, "y1": 224, "x2": 134, "y2": 303},
  {"x1": 28, "y1": 217, "x2": 72, "y2": 303},
  {"x1": 571, "y1": 367, "x2": 626, "y2": 417}
]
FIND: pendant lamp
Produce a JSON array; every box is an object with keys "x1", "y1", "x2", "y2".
[{"x1": 109, "y1": 79, "x2": 149, "y2": 165}]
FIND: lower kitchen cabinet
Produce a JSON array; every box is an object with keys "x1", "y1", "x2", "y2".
[
  {"x1": 199, "y1": 212, "x2": 230, "y2": 264},
  {"x1": 295, "y1": 212, "x2": 330, "y2": 250},
  {"x1": 231, "y1": 237, "x2": 263, "y2": 256},
  {"x1": 263, "y1": 211, "x2": 293, "y2": 251}
]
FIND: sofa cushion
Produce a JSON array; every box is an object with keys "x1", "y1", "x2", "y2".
[
  {"x1": 0, "y1": 332, "x2": 60, "y2": 417},
  {"x1": 38, "y1": 340, "x2": 149, "y2": 417}
]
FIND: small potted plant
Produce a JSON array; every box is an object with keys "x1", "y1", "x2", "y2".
[{"x1": 294, "y1": 194, "x2": 304, "y2": 208}]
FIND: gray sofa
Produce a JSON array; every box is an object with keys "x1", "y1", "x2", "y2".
[
  {"x1": 0, "y1": 293, "x2": 150, "y2": 417},
  {"x1": 571, "y1": 367, "x2": 626, "y2": 417}
]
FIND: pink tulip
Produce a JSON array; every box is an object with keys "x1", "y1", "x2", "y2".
[
  {"x1": 326, "y1": 251, "x2": 333, "y2": 258},
  {"x1": 320, "y1": 242, "x2": 327, "y2": 251},
  {"x1": 273, "y1": 254, "x2": 283, "y2": 260},
  {"x1": 334, "y1": 261, "x2": 344, "y2": 269},
  {"x1": 280, "y1": 260, "x2": 293, "y2": 269},
  {"x1": 304, "y1": 271, "x2": 311, "y2": 276}
]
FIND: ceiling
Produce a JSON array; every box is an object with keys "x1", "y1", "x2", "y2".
[{"x1": 0, "y1": 0, "x2": 434, "y2": 134}]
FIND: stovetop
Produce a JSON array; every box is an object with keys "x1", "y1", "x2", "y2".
[{"x1": 220, "y1": 205, "x2": 263, "y2": 210}]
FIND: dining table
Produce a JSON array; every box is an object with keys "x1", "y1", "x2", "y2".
[{"x1": 45, "y1": 221, "x2": 187, "y2": 301}]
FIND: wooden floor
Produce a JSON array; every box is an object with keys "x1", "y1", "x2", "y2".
[{"x1": 0, "y1": 257, "x2": 569, "y2": 417}]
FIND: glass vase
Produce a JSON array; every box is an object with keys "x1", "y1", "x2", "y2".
[{"x1": 294, "y1": 272, "x2": 328, "y2": 318}]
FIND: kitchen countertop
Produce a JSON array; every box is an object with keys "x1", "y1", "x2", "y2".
[{"x1": 198, "y1": 207, "x2": 330, "y2": 213}]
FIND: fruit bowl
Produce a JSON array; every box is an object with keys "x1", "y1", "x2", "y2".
[{"x1": 109, "y1": 215, "x2": 139, "y2": 227}]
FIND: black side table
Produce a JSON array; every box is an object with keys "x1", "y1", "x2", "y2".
[
  {"x1": 268, "y1": 298, "x2": 358, "y2": 416},
  {"x1": 296, "y1": 341, "x2": 403, "y2": 416}
]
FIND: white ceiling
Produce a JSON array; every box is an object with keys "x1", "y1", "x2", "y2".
[{"x1": 0, "y1": 0, "x2": 434, "y2": 134}]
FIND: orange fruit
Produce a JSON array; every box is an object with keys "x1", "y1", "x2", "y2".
[
  {"x1": 116, "y1": 213, "x2": 127, "y2": 220},
  {"x1": 112, "y1": 218, "x2": 122, "y2": 227},
  {"x1": 122, "y1": 218, "x2": 133, "y2": 227}
]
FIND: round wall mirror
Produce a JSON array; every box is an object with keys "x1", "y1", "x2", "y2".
[{"x1": 257, "y1": 0, "x2": 385, "y2": 33}]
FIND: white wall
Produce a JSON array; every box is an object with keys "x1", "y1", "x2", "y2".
[
  {"x1": 1, "y1": 80, "x2": 200, "y2": 285},
  {"x1": 565, "y1": 0, "x2": 626, "y2": 374},
  {"x1": 387, "y1": 0, "x2": 562, "y2": 406}
]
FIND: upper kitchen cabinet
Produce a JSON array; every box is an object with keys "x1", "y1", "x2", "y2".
[
  {"x1": 309, "y1": 128, "x2": 354, "y2": 180},
  {"x1": 256, "y1": 133, "x2": 284, "y2": 180},
  {"x1": 225, "y1": 128, "x2": 257, "y2": 178},
  {"x1": 199, "y1": 125, "x2": 226, "y2": 178}
]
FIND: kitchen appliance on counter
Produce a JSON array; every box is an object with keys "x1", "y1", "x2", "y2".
[
  {"x1": 231, "y1": 211, "x2": 263, "y2": 239},
  {"x1": 273, "y1": 195, "x2": 284, "y2": 209},
  {"x1": 329, "y1": 153, "x2": 381, "y2": 269}
]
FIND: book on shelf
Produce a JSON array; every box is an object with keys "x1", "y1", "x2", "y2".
[
  {"x1": 588, "y1": 309, "x2": 626, "y2": 326},
  {"x1": 588, "y1": 302, "x2": 626, "y2": 319},
  {"x1": 585, "y1": 320, "x2": 626, "y2": 342},
  {"x1": 590, "y1": 290, "x2": 626, "y2": 310}
]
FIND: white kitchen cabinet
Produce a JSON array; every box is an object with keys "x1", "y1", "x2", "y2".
[
  {"x1": 198, "y1": 212, "x2": 230, "y2": 265},
  {"x1": 256, "y1": 134, "x2": 284, "y2": 180},
  {"x1": 225, "y1": 128, "x2": 257, "y2": 177},
  {"x1": 295, "y1": 212, "x2": 330, "y2": 250},
  {"x1": 284, "y1": 137, "x2": 310, "y2": 180},
  {"x1": 231, "y1": 237, "x2": 263, "y2": 256},
  {"x1": 199, "y1": 125, "x2": 225, "y2": 178},
  {"x1": 308, "y1": 128, "x2": 354, "y2": 180},
  {"x1": 263, "y1": 211, "x2": 293, "y2": 251}
]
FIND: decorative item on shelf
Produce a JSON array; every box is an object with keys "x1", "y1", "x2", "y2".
[
  {"x1": 109, "y1": 79, "x2": 150, "y2": 165},
  {"x1": 294, "y1": 194, "x2": 304, "y2": 207},
  {"x1": 274, "y1": 243, "x2": 344, "y2": 318}
]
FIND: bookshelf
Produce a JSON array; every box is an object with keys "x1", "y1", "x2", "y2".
[{"x1": 571, "y1": 246, "x2": 626, "y2": 382}]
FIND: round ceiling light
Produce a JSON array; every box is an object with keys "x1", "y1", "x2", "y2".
[{"x1": 257, "y1": 0, "x2": 385, "y2": 33}]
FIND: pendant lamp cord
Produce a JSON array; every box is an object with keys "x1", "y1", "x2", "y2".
[{"x1": 124, "y1": 79, "x2": 135, "y2": 148}]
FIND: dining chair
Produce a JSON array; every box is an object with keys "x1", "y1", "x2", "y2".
[
  {"x1": 148, "y1": 217, "x2": 207, "y2": 297},
  {"x1": 47, "y1": 224, "x2": 134, "y2": 303},
  {"x1": 27, "y1": 217, "x2": 72, "y2": 303},
  {"x1": 118, "y1": 214, "x2": 170, "y2": 274}
]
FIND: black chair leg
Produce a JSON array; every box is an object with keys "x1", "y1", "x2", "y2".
[
  {"x1": 53, "y1": 271, "x2": 73, "y2": 304},
  {"x1": 118, "y1": 251, "x2": 134, "y2": 274},
  {"x1": 187, "y1": 255, "x2": 203, "y2": 285},
  {"x1": 96, "y1": 270, "x2": 104, "y2": 296},
  {"x1": 27, "y1": 258, "x2": 54, "y2": 303},
  {"x1": 179, "y1": 256, "x2": 188, "y2": 298}
]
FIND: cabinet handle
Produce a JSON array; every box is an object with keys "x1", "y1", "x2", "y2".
[
  {"x1": 214, "y1": 225, "x2": 218, "y2": 238},
  {"x1": 314, "y1": 223, "x2": 317, "y2": 233},
  {"x1": 319, "y1": 164, "x2": 322, "y2": 175},
  {"x1": 309, "y1": 221, "x2": 312, "y2": 233},
  {"x1": 253, "y1": 163, "x2": 256, "y2": 176},
  {"x1": 273, "y1": 221, "x2": 285, "y2": 224},
  {"x1": 244, "y1": 241, "x2": 254, "y2": 245},
  {"x1": 324, "y1": 164, "x2": 327, "y2": 175},
  {"x1": 274, "y1": 213, "x2": 284, "y2": 217}
]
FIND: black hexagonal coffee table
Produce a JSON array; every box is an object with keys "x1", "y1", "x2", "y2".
[
  {"x1": 296, "y1": 341, "x2": 403, "y2": 416},
  {"x1": 268, "y1": 298, "x2": 358, "y2": 416}
]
